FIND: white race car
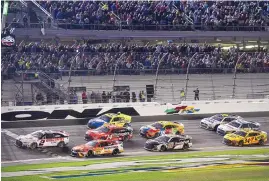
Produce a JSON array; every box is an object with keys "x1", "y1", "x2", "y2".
[
  {"x1": 200, "y1": 114, "x2": 242, "y2": 131},
  {"x1": 217, "y1": 119, "x2": 260, "y2": 136},
  {"x1": 15, "y1": 130, "x2": 69, "y2": 149}
]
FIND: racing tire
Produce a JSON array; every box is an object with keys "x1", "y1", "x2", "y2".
[
  {"x1": 30, "y1": 142, "x2": 37, "y2": 149},
  {"x1": 153, "y1": 132, "x2": 160, "y2": 138},
  {"x1": 123, "y1": 135, "x2": 129, "y2": 141},
  {"x1": 57, "y1": 141, "x2": 65, "y2": 148},
  {"x1": 182, "y1": 144, "x2": 189, "y2": 150},
  {"x1": 160, "y1": 145, "x2": 166, "y2": 152},
  {"x1": 238, "y1": 140, "x2": 244, "y2": 147},
  {"x1": 123, "y1": 123, "x2": 130, "y2": 127},
  {"x1": 112, "y1": 149, "x2": 119, "y2": 155},
  {"x1": 86, "y1": 150, "x2": 94, "y2": 157},
  {"x1": 258, "y1": 139, "x2": 264, "y2": 145},
  {"x1": 213, "y1": 125, "x2": 219, "y2": 132}
]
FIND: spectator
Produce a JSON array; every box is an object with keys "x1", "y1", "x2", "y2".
[
  {"x1": 193, "y1": 88, "x2": 199, "y2": 100},
  {"x1": 82, "y1": 90, "x2": 88, "y2": 104},
  {"x1": 102, "y1": 91, "x2": 106, "y2": 103},
  {"x1": 31, "y1": 1, "x2": 269, "y2": 31}
]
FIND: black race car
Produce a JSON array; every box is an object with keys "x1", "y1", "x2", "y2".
[{"x1": 144, "y1": 134, "x2": 192, "y2": 152}]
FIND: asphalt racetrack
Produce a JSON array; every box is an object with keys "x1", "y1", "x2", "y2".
[{"x1": 2, "y1": 117, "x2": 269, "y2": 165}]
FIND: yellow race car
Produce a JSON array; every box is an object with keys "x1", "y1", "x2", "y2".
[
  {"x1": 223, "y1": 130, "x2": 267, "y2": 146},
  {"x1": 139, "y1": 121, "x2": 184, "y2": 139},
  {"x1": 87, "y1": 112, "x2": 131, "y2": 129}
]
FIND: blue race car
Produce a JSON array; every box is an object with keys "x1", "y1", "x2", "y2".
[{"x1": 87, "y1": 113, "x2": 132, "y2": 129}]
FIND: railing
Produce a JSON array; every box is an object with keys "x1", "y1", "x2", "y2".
[
  {"x1": 2, "y1": 67, "x2": 269, "y2": 106},
  {"x1": 8, "y1": 22, "x2": 269, "y2": 31}
]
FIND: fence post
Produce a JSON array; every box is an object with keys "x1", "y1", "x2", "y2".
[
  {"x1": 232, "y1": 52, "x2": 246, "y2": 99},
  {"x1": 184, "y1": 53, "x2": 198, "y2": 101},
  {"x1": 20, "y1": 71, "x2": 25, "y2": 106},
  {"x1": 210, "y1": 67, "x2": 216, "y2": 100}
]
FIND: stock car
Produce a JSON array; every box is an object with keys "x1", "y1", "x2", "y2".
[
  {"x1": 87, "y1": 112, "x2": 132, "y2": 129},
  {"x1": 223, "y1": 130, "x2": 267, "y2": 146},
  {"x1": 70, "y1": 140, "x2": 124, "y2": 157},
  {"x1": 85, "y1": 124, "x2": 133, "y2": 141},
  {"x1": 200, "y1": 114, "x2": 242, "y2": 131},
  {"x1": 144, "y1": 135, "x2": 192, "y2": 151},
  {"x1": 139, "y1": 121, "x2": 184, "y2": 139},
  {"x1": 217, "y1": 119, "x2": 260, "y2": 136},
  {"x1": 15, "y1": 130, "x2": 69, "y2": 149}
]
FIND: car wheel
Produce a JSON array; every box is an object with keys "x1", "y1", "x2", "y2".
[
  {"x1": 213, "y1": 125, "x2": 219, "y2": 131},
  {"x1": 112, "y1": 149, "x2": 119, "y2": 155},
  {"x1": 30, "y1": 142, "x2": 37, "y2": 149},
  {"x1": 238, "y1": 140, "x2": 244, "y2": 147},
  {"x1": 86, "y1": 150, "x2": 93, "y2": 157},
  {"x1": 57, "y1": 141, "x2": 65, "y2": 148},
  {"x1": 160, "y1": 145, "x2": 166, "y2": 152},
  {"x1": 153, "y1": 132, "x2": 160, "y2": 138},
  {"x1": 182, "y1": 144, "x2": 189, "y2": 150},
  {"x1": 259, "y1": 139, "x2": 264, "y2": 145},
  {"x1": 123, "y1": 135, "x2": 129, "y2": 141}
]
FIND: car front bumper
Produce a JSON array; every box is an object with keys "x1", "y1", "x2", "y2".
[{"x1": 200, "y1": 122, "x2": 214, "y2": 130}]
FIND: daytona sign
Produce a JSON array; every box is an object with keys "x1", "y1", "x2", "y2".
[{"x1": 1, "y1": 107, "x2": 140, "y2": 121}]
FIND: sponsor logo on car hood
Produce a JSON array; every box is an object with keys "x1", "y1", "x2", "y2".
[
  {"x1": 17, "y1": 134, "x2": 38, "y2": 142},
  {"x1": 72, "y1": 144, "x2": 92, "y2": 151},
  {"x1": 88, "y1": 118, "x2": 105, "y2": 124},
  {"x1": 219, "y1": 125, "x2": 236, "y2": 131}
]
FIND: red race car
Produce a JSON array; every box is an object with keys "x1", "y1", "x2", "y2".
[{"x1": 85, "y1": 124, "x2": 133, "y2": 141}]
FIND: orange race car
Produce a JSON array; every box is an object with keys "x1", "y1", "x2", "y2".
[
  {"x1": 85, "y1": 124, "x2": 133, "y2": 141},
  {"x1": 70, "y1": 140, "x2": 124, "y2": 157}
]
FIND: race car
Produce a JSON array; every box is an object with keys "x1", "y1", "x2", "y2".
[
  {"x1": 200, "y1": 114, "x2": 242, "y2": 131},
  {"x1": 87, "y1": 112, "x2": 131, "y2": 129},
  {"x1": 85, "y1": 124, "x2": 133, "y2": 141},
  {"x1": 139, "y1": 121, "x2": 184, "y2": 139},
  {"x1": 217, "y1": 119, "x2": 260, "y2": 136},
  {"x1": 15, "y1": 130, "x2": 69, "y2": 149},
  {"x1": 223, "y1": 130, "x2": 267, "y2": 146},
  {"x1": 144, "y1": 134, "x2": 192, "y2": 151},
  {"x1": 70, "y1": 140, "x2": 124, "y2": 157}
]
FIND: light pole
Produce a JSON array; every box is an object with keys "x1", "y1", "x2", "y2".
[
  {"x1": 184, "y1": 52, "x2": 198, "y2": 101},
  {"x1": 154, "y1": 53, "x2": 169, "y2": 101},
  {"x1": 67, "y1": 52, "x2": 80, "y2": 102},
  {"x1": 232, "y1": 52, "x2": 246, "y2": 99},
  {"x1": 112, "y1": 53, "x2": 126, "y2": 89}
]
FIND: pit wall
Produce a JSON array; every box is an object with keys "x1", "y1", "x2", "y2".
[
  {"x1": 2, "y1": 99, "x2": 269, "y2": 118},
  {"x1": 1, "y1": 99, "x2": 269, "y2": 129}
]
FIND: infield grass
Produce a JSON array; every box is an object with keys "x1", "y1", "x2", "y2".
[
  {"x1": 2, "y1": 148, "x2": 269, "y2": 172},
  {"x1": 2, "y1": 165, "x2": 269, "y2": 181}
]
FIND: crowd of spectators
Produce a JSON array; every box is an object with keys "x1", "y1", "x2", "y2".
[
  {"x1": 1, "y1": 41, "x2": 269, "y2": 79},
  {"x1": 35, "y1": 1, "x2": 269, "y2": 30}
]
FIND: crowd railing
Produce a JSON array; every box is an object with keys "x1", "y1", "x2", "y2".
[{"x1": 8, "y1": 21, "x2": 269, "y2": 32}]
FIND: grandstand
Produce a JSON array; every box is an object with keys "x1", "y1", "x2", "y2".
[{"x1": 1, "y1": 1, "x2": 269, "y2": 106}]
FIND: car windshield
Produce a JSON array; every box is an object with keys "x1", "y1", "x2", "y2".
[
  {"x1": 211, "y1": 114, "x2": 223, "y2": 121},
  {"x1": 31, "y1": 131, "x2": 43, "y2": 139},
  {"x1": 99, "y1": 115, "x2": 111, "y2": 122},
  {"x1": 228, "y1": 121, "x2": 241, "y2": 128},
  {"x1": 234, "y1": 131, "x2": 247, "y2": 137},
  {"x1": 86, "y1": 141, "x2": 97, "y2": 147},
  {"x1": 155, "y1": 136, "x2": 170, "y2": 143},
  {"x1": 95, "y1": 126, "x2": 110, "y2": 133},
  {"x1": 151, "y1": 123, "x2": 163, "y2": 129}
]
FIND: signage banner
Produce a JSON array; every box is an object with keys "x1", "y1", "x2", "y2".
[{"x1": 1, "y1": 33, "x2": 16, "y2": 47}]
